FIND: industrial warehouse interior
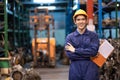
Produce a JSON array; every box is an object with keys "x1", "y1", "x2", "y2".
[{"x1": 0, "y1": 0, "x2": 120, "y2": 80}]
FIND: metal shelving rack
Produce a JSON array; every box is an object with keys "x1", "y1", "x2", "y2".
[
  {"x1": 0, "y1": 0, "x2": 30, "y2": 74},
  {"x1": 0, "y1": 0, "x2": 10, "y2": 72},
  {"x1": 12, "y1": 0, "x2": 31, "y2": 66},
  {"x1": 97, "y1": 0, "x2": 120, "y2": 38},
  {"x1": 66, "y1": 0, "x2": 120, "y2": 38},
  {"x1": 12, "y1": 0, "x2": 30, "y2": 48}
]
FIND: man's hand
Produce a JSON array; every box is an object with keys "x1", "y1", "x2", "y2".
[{"x1": 65, "y1": 43, "x2": 75, "y2": 53}]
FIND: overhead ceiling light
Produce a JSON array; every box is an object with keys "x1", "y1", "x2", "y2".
[
  {"x1": 37, "y1": 6, "x2": 56, "y2": 10},
  {"x1": 74, "y1": 0, "x2": 78, "y2": 4},
  {"x1": 117, "y1": 3, "x2": 119, "y2": 7},
  {"x1": 73, "y1": 5, "x2": 78, "y2": 10},
  {"x1": 34, "y1": 0, "x2": 55, "y2": 3}
]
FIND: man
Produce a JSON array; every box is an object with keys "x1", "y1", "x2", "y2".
[{"x1": 65, "y1": 9, "x2": 100, "y2": 80}]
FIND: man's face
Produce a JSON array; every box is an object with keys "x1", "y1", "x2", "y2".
[{"x1": 74, "y1": 15, "x2": 87, "y2": 31}]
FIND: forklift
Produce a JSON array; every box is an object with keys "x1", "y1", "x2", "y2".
[{"x1": 30, "y1": 8, "x2": 56, "y2": 67}]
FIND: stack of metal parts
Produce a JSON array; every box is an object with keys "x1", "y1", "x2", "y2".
[
  {"x1": 23, "y1": 68, "x2": 41, "y2": 80},
  {"x1": 0, "y1": 65, "x2": 41, "y2": 80},
  {"x1": 102, "y1": 19, "x2": 118, "y2": 28},
  {"x1": 99, "y1": 39, "x2": 120, "y2": 80}
]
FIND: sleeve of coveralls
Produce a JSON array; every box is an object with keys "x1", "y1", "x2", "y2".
[
  {"x1": 75, "y1": 34, "x2": 99, "y2": 57},
  {"x1": 65, "y1": 35, "x2": 80, "y2": 60}
]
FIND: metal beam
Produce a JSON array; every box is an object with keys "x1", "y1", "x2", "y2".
[{"x1": 98, "y1": 0, "x2": 103, "y2": 38}]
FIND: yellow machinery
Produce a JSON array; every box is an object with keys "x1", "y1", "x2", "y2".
[
  {"x1": 30, "y1": 8, "x2": 55, "y2": 67},
  {"x1": 32, "y1": 38, "x2": 56, "y2": 67}
]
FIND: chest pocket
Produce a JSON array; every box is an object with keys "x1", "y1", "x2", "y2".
[
  {"x1": 71, "y1": 38, "x2": 80, "y2": 48},
  {"x1": 70, "y1": 35, "x2": 91, "y2": 48},
  {"x1": 82, "y1": 37, "x2": 91, "y2": 47}
]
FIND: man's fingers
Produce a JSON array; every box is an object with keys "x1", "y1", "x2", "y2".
[
  {"x1": 67, "y1": 43, "x2": 72, "y2": 46},
  {"x1": 65, "y1": 45, "x2": 68, "y2": 49},
  {"x1": 65, "y1": 45, "x2": 70, "y2": 50}
]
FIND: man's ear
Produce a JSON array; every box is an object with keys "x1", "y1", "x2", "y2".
[
  {"x1": 87, "y1": 19, "x2": 89, "y2": 23},
  {"x1": 73, "y1": 19, "x2": 76, "y2": 24}
]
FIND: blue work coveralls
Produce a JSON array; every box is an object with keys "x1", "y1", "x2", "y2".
[{"x1": 65, "y1": 29, "x2": 100, "y2": 80}]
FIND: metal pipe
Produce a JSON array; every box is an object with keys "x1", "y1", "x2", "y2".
[
  {"x1": 98, "y1": 0, "x2": 103, "y2": 38},
  {"x1": 0, "y1": 57, "x2": 11, "y2": 60},
  {"x1": 65, "y1": 0, "x2": 73, "y2": 36},
  {"x1": 86, "y1": 0, "x2": 95, "y2": 31},
  {"x1": 87, "y1": 0, "x2": 93, "y2": 19},
  {"x1": 115, "y1": 0, "x2": 118, "y2": 38},
  {"x1": 4, "y1": 0, "x2": 8, "y2": 57}
]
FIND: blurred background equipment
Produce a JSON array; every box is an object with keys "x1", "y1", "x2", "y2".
[
  {"x1": 30, "y1": 8, "x2": 56, "y2": 67},
  {"x1": 0, "y1": 0, "x2": 120, "y2": 80}
]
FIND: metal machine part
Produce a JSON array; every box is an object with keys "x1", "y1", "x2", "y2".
[
  {"x1": 30, "y1": 8, "x2": 55, "y2": 67},
  {"x1": 11, "y1": 70, "x2": 23, "y2": 80}
]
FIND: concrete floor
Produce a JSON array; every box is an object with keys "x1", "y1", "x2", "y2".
[{"x1": 34, "y1": 64, "x2": 69, "y2": 80}]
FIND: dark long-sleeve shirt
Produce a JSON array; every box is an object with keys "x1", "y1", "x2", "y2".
[{"x1": 65, "y1": 29, "x2": 100, "y2": 61}]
